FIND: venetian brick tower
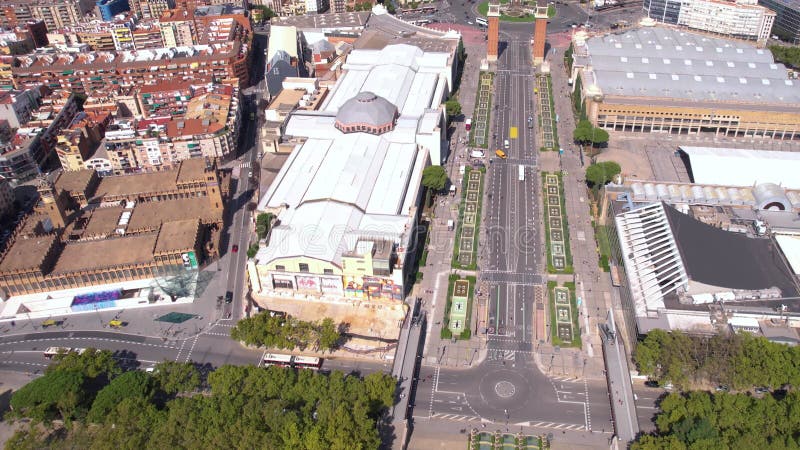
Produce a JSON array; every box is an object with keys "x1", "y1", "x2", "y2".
[
  {"x1": 533, "y1": 2, "x2": 548, "y2": 65},
  {"x1": 487, "y1": 1, "x2": 500, "y2": 62}
]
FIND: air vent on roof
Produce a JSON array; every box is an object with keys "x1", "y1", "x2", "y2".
[
  {"x1": 739, "y1": 78, "x2": 747, "y2": 84},
  {"x1": 716, "y1": 77, "x2": 725, "y2": 83},
  {"x1": 727, "y1": 62, "x2": 735, "y2": 68},
  {"x1": 655, "y1": 44, "x2": 662, "y2": 50},
  {"x1": 671, "y1": 74, "x2": 679, "y2": 81},
  {"x1": 663, "y1": 58, "x2": 671, "y2": 64},
  {"x1": 706, "y1": 61, "x2": 713, "y2": 66},
  {"x1": 736, "y1": 48, "x2": 743, "y2": 53},
  {"x1": 694, "y1": 75, "x2": 702, "y2": 82},
  {"x1": 715, "y1": 47, "x2": 722, "y2": 53},
  {"x1": 762, "y1": 79, "x2": 770, "y2": 85},
  {"x1": 642, "y1": 57, "x2": 649, "y2": 63},
  {"x1": 626, "y1": 72, "x2": 634, "y2": 79},
  {"x1": 748, "y1": 62, "x2": 756, "y2": 68},
  {"x1": 177, "y1": 121, "x2": 184, "y2": 129},
  {"x1": 620, "y1": 56, "x2": 628, "y2": 62},
  {"x1": 675, "y1": 45, "x2": 682, "y2": 51},
  {"x1": 684, "y1": 60, "x2": 692, "y2": 66},
  {"x1": 695, "y1": 46, "x2": 703, "y2": 52},
  {"x1": 635, "y1": 44, "x2": 642, "y2": 49}
]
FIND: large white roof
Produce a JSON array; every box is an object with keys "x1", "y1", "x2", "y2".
[
  {"x1": 680, "y1": 146, "x2": 800, "y2": 189},
  {"x1": 775, "y1": 235, "x2": 800, "y2": 275},
  {"x1": 323, "y1": 44, "x2": 448, "y2": 118}
]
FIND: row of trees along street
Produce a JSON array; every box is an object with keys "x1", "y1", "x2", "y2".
[
  {"x1": 5, "y1": 348, "x2": 395, "y2": 449},
  {"x1": 632, "y1": 390, "x2": 800, "y2": 449},
  {"x1": 635, "y1": 329, "x2": 800, "y2": 391}
]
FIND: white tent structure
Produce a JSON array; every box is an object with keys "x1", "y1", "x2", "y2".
[{"x1": 680, "y1": 146, "x2": 800, "y2": 189}]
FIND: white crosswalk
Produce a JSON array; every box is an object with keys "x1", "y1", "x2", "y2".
[
  {"x1": 240, "y1": 162, "x2": 250, "y2": 168},
  {"x1": 430, "y1": 412, "x2": 481, "y2": 422}
]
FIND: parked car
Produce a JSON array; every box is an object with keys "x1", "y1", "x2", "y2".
[
  {"x1": 225, "y1": 291, "x2": 233, "y2": 303},
  {"x1": 232, "y1": 244, "x2": 239, "y2": 253}
]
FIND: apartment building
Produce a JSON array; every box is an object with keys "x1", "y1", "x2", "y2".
[
  {"x1": 0, "y1": 0, "x2": 97, "y2": 31},
  {"x1": 10, "y1": 42, "x2": 249, "y2": 94},
  {"x1": 645, "y1": 0, "x2": 777, "y2": 43},
  {"x1": 0, "y1": 87, "x2": 43, "y2": 128}
]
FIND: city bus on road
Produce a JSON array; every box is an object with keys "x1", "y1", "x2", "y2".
[
  {"x1": 44, "y1": 347, "x2": 85, "y2": 359},
  {"x1": 293, "y1": 356, "x2": 322, "y2": 370},
  {"x1": 476, "y1": 17, "x2": 488, "y2": 27},
  {"x1": 263, "y1": 353, "x2": 293, "y2": 368},
  {"x1": 518, "y1": 165, "x2": 525, "y2": 181}
]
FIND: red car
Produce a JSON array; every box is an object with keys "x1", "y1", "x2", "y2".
[{"x1": 232, "y1": 244, "x2": 239, "y2": 253}]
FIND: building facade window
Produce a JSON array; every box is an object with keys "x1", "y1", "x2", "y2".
[{"x1": 299, "y1": 263, "x2": 309, "y2": 272}]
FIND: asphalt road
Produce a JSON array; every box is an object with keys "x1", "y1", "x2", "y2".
[{"x1": 407, "y1": 30, "x2": 614, "y2": 437}]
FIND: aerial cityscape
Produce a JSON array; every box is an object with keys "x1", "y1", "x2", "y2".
[{"x1": 0, "y1": 0, "x2": 798, "y2": 447}]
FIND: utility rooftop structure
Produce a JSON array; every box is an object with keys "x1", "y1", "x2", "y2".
[{"x1": 571, "y1": 27, "x2": 800, "y2": 139}]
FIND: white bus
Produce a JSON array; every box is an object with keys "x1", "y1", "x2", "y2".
[
  {"x1": 43, "y1": 347, "x2": 85, "y2": 359},
  {"x1": 293, "y1": 356, "x2": 323, "y2": 370},
  {"x1": 518, "y1": 165, "x2": 525, "y2": 181},
  {"x1": 263, "y1": 353, "x2": 293, "y2": 368},
  {"x1": 476, "y1": 17, "x2": 488, "y2": 27}
]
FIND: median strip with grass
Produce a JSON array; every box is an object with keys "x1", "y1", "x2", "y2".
[
  {"x1": 441, "y1": 274, "x2": 476, "y2": 340},
  {"x1": 452, "y1": 166, "x2": 485, "y2": 270},
  {"x1": 547, "y1": 281, "x2": 581, "y2": 349},
  {"x1": 542, "y1": 171, "x2": 573, "y2": 274},
  {"x1": 469, "y1": 72, "x2": 493, "y2": 149}
]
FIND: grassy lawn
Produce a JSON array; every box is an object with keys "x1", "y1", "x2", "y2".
[
  {"x1": 547, "y1": 281, "x2": 582, "y2": 348},
  {"x1": 469, "y1": 72, "x2": 493, "y2": 149},
  {"x1": 452, "y1": 166, "x2": 485, "y2": 271},
  {"x1": 594, "y1": 223, "x2": 611, "y2": 272},
  {"x1": 441, "y1": 275, "x2": 476, "y2": 340},
  {"x1": 477, "y1": 0, "x2": 537, "y2": 21}
]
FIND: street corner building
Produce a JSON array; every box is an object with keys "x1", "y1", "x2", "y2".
[
  {"x1": 251, "y1": 26, "x2": 461, "y2": 304},
  {"x1": 0, "y1": 157, "x2": 228, "y2": 316},
  {"x1": 568, "y1": 26, "x2": 800, "y2": 140}
]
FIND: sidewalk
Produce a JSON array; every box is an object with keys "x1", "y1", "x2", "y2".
[
  {"x1": 531, "y1": 43, "x2": 619, "y2": 381},
  {"x1": 416, "y1": 38, "x2": 489, "y2": 370}
]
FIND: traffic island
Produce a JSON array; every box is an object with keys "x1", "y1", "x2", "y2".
[
  {"x1": 441, "y1": 274, "x2": 476, "y2": 340},
  {"x1": 468, "y1": 430, "x2": 542, "y2": 450},
  {"x1": 547, "y1": 281, "x2": 581, "y2": 348},
  {"x1": 542, "y1": 172, "x2": 573, "y2": 274}
]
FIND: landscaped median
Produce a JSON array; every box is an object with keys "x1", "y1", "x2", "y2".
[
  {"x1": 441, "y1": 274, "x2": 476, "y2": 340},
  {"x1": 547, "y1": 281, "x2": 581, "y2": 348},
  {"x1": 452, "y1": 166, "x2": 485, "y2": 270},
  {"x1": 542, "y1": 171, "x2": 573, "y2": 273},
  {"x1": 468, "y1": 72, "x2": 493, "y2": 148}
]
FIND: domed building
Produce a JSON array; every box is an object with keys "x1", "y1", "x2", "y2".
[{"x1": 334, "y1": 92, "x2": 398, "y2": 135}]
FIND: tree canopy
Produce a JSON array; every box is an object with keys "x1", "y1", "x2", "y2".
[
  {"x1": 769, "y1": 45, "x2": 800, "y2": 69},
  {"x1": 634, "y1": 329, "x2": 800, "y2": 390},
  {"x1": 585, "y1": 161, "x2": 621, "y2": 188},
  {"x1": 421, "y1": 165, "x2": 448, "y2": 191},
  {"x1": 8, "y1": 361, "x2": 396, "y2": 450},
  {"x1": 444, "y1": 99, "x2": 462, "y2": 117},
  {"x1": 230, "y1": 313, "x2": 343, "y2": 352},
  {"x1": 573, "y1": 119, "x2": 609, "y2": 146},
  {"x1": 632, "y1": 390, "x2": 800, "y2": 449}
]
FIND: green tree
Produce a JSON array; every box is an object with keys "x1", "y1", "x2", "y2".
[
  {"x1": 255, "y1": 212, "x2": 274, "y2": 240},
  {"x1": 769, "y1": 45, "x2": 800, "y2": 68},
  {"x1": 444, "y1": 99, "x2": 461, "y2": 117},
  {"x1": 317, "y1": 318, "x2": 341, "y2": 351},
  {"x1": 247, "y1": 242, "x2": 260, "y2": 258},
  {"x1": 152, "y1": 361, "x2": 201, "y2": 395},
  {"x1": 88, "y1": 371, "x2": 154, "y2": 423},
  {"x1": 421, "y1": 165, "x2": 448, "y2": 191},
  {"x1": 49, "y1": 348, "x2": 122, "y2": 380},
  {"x1": 9, "y1": 369, "x2": 87, "y2": 423},
  {"x1": 573, "y1": 119, "x2": 609, "y2": 146},
  {"x1": 585, "y1": 161, "x2": 621, "y2": 188},
  {"x1": 363, "y1": 372, "x2": 396, "y2": 414},
  {"x1": 251, "y1": 5, "x2": 276, "y2": 20}
]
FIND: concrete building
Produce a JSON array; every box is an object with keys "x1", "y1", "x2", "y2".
[
  {"x1": 10, "y1": 42, "x2": 249, "y2": 93},
  {"x1": 262, "y1": 78, "x2": 327, "y2": 153},
  {"x1": 0, "y1": 87, "x2": 43, "y2": 128},
  {"x1": 644, "y1": 0, "x2": 776, "y2": 44},
  {"x1": 251, "y1": 37, "x2": 455, "y2": 303},
  {"x1": 570, "y1": 27, "x2": 800, "y2": 139},
  {"x1": 0, "y1": 157, "x2": 227, "y2": 299},
  {"x1": 306, "y1": 0, "x2": 330, "y2": 13},
  {"x1": 758, "y1": 0, "x2": 800, "y2": 43},
  {"x1": 0, "y1": 0, "x2": 96, "y2": 31}
]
